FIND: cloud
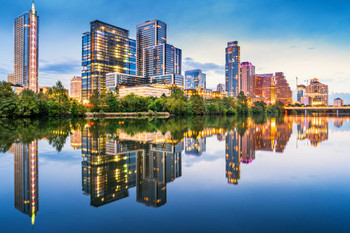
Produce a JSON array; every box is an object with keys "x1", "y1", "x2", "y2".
[
  {"x1": 308, "y1": 47, "x2": 316, "y2": 50},
  {"x1": 290, "y1": 45, "x2": 297, "y2": 48},
  {"x1": 40, "y1": 59, "x2": 81, "y2": 74},
  {"x1": 183, "y1": 57, "x2": 224, "y2": 75}
]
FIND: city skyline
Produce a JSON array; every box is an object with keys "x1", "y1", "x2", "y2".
[{"x1": 1, "y1": 0, "x2": 350, "y2": 100}]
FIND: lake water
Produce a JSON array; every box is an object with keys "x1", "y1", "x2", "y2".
[{"x1": 0, "y1": 116, "x2": 349, "y2": 233}]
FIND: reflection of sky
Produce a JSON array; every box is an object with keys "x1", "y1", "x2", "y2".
[{"x1": 1, "y1": 120, "x2": 350, "y2": 232}]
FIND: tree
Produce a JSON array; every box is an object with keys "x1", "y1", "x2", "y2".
[
  {"x1": 165, "y1": 87, "x2": 188, "y2": 115},
  {"x1": 103, "y1": 92, "x2": 120, "y2": 112},
  {"x1": 237, "y1": 91, "x2": 248, "y2": 115},
  {"x1": 48, "y1": 81, "x2": 71, "y2": 116},
  {"x1": 189, "y1": 91, "x2": 205, "y2": 115},
  {"x1": 15, "y1": 89, "x2": 39, "y2": 117}
]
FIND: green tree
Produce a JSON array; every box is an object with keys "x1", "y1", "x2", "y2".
[
  {"x1": 189, "y1": 91, "x2": 205, "y2": 115},
  {"x1": 165, "y1": 87, "x2": 188, "y2": 115},
  {"x1": 15, "y1": 89, "x2": 39, "y2": 117},
  {"x1": 237, "y1": 91, "x2": 248, "y2": 115}
]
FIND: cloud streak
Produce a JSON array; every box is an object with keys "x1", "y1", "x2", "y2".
[{"x1": 183, "y1": 57, "x2": 224, "y2": 75}]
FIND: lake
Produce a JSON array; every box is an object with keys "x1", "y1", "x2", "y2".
[{"x1": 0, "y1": 116, "x2": 349, "y2": 233}]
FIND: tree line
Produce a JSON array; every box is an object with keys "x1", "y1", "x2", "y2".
[{"x1": 0, "y1": 81, "x2": 285, "y2": 118}]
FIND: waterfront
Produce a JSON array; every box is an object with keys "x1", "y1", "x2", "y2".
[{"x1": 0, "y1": 116, "x2": 350, "y2": 233}]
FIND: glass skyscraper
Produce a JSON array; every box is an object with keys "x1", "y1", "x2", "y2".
[
  {"x1": 82, "y1": 21, "x2": 136, "y2": 100},
  {"x1": 184, "y1": 69, "x2": 206, "y2": 90},
  {"x1": 136, "y1": 20, "x2": 182, "y2": 81},
  {"x1": 8, "y1": 2, "x2": 39, "y2": 93},
  {"x1": 240, "y1": 62, "x2": 255, "y2": 95},
  {"x1": 225, "y1": 41, "x2": 240, "y2": 97}
]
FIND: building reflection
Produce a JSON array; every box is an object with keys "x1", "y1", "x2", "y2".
[
  {"x1": 81, "y1": 124, "x2": 182, "y2": 208},
  {"x1": 9, "y1": 141, "x2": 39, "y2": 225},
  {"x1": 294, "y1": 117, "x2": 329, "y2": 147}
]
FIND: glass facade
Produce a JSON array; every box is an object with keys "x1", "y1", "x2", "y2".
[
  {"x1": 240, "y1": 62, "x2": 255, "y2": 95},
  {"x1": 185, "y1": 69, "x2": 206, "y2": 90},
  {"x1": 82, "y1": 20, "x2": 136, "y2": 100},
  {"x1": 9, "y1": 2, "x2": 39, "y2": 92},
  {"x1": 150, "y1": 74, "x2": 184, "y2": 87},
  {"x1": 136, "y1": 20, "x2": 167, "y2": 77},
  {"x1": 225, "y1": 41, "x2": 240, "y2": 97}
]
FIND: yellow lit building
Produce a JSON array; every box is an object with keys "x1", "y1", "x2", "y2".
[{"x1": 118, "y1": 84, "x2": 171, "y2": 99}]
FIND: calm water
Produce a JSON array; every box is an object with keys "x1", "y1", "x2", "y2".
[{"x1": 0, "y1": 116, "x2": 349, "y2": 233}]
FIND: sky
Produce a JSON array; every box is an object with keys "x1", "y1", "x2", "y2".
[{"x1": 1, "y1": 0, "x2": 350, "y2": 100}]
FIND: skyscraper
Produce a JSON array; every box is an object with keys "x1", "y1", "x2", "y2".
[
  {"x1": 136, "y1": 20, "x2": 167, "y2": 77},
  {"x1": 225, "y1": 41, "x2": 240, "y2": 97},
  {"x1": 240, "y1": 62, "x2": 255, "y2": 95},
  {"x1": 70, "y1": 76, "x2": 82, "y2": 101},
  {"x1": 82, "y1": 21, "x2": 136, "y2": 100},
  {"x1": 274, "y1": 72, "x2": 293, "y2": 105},
  {"x1": 136, "y1": 20, "x2": 182, "y2": 81},
  {"x1": 184, "y1": 69, "x2": 206, "y2": 90},
  {"x1": 8, "y1": 1, "x2": 39, "y2": 92}
]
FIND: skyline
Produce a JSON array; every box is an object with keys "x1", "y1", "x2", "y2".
[{"x1": 1, "y1": 0, "x2": 350, "y2": 98}]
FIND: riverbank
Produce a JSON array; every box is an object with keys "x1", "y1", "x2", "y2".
[{"x1": 85, "y1": 112, "x2": 171, "y2": 119}]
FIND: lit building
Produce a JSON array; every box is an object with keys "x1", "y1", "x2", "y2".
[
  {"x1": 301, "y1": 96, "x2": 311, "y2": 106},
  {"x1": 70, "y1": 76, "x2": 82, "y2": 101},
  {"x1": 136, "y1": 20, "x2": 181, "y2": 80},
  {"x1": 184, "y1": 137, "x2": 206, "y2": 157},
  {"x1": 225, "y1": 41, "x2": 240, "y2": 97},
  {"x1": 305, "y1": 78, "x2": 328, "y2": 106},
  {"x1": 254, "y1": 73, "x2": 275, "y2": 104},
  {"x1": 184, "y1": 69, "x2": 206, "y2": 90},
  {"x1": 38, "y1": 86, "x2": 69, "y2": 96},
  {"x1": 118, "y1": 85, "x2": 171, "y2": 99},
  {"x1": 70, "y1": 130, "x2": 82, "y2": 150},
  {"x1": 297, "y1": 85, "x2": 306, "y2": 102},
  {"x1": 8, "y1": 2, "x2": 39, "y2": 92},
  {"x1": 217, "y1": 83, "x2": 225, "y2": 93},
  {"x1": 274, "y1": 72, "x2": 293, "y2": 105},
  {"x1": 82, "y1": 20, "x2": 136, "y2": 100},
  {"x1": 150, "y1": 74, "x2": 184, "y2": 87},
  {"x1": 105, "y1": 73, "x2": 147, "y2": 92},
  {"x1": 11, "y1": 141, "x2": 39, "y2": 225},
  {"x1": 334, "y1": 98, "x2": 344, "y2": 107},
  {"x1": 184, "y1": 89, "x2": 227, "y2": 99},
  {"x1": 240, "y1": 62, "x2": 255, "y2": 95},
  {"x1": 225, "y1": 130, "x2": 240, "y2": 185}
]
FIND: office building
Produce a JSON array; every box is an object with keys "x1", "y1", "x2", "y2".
[
  {"x1": 8, "y1": 2, "x2": 39, "y2": 92},
  {"x1": 150, "y1": 74, "x2": 184, "y2": 87},
  {"x1": 118, "y1": 84, "x2": 171, "y2": 99},
  {"x1": 82, "y1": 20, "x2": 136, "y2": 100},
  {"x1": 136, "y1": 20, "x2": 182, "y2": 81},
  {"x1": 334, "y1": 98, "x2": 344, "y2": 107},
  {"x1": 106, "y1": 73, "x2": 147, "y2": 92},
  {"x1": 70, "y1": 76, "x2": 82, "y2": 101},
  {"x1": 305, "y1": 78, "x2": 328, "y2": 106},
  {"x1": 297, "y1": 85, "x2": 306, "y2": 102},
  {"x1": 217, "y1": 83, "x2": 225, "y2": 93},
  {"x1": 274, "y1": 72, "x2": 293, "y2": 105},
  {"x1": 185, "y1": 69, "x2": 206, "y2": 89},
  {"x1": 225, "y1": 41, "x2": 240, "y2": 97},
  {"x1": 240, "y1": 62, "x2": 255, "y2": 95}
]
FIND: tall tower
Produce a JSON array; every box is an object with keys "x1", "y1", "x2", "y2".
[
  {"x1": 225, "y1": 41, "x2": 240, "y2": 97},
  {"x1": 9, "y1": 1, "x2": 39, "y2": 92},
  {"x1": 240, "y1": 62, "x2": 255, "y2": 95}
]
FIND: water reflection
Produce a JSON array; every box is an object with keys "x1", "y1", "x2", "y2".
[{"x1": 2, "y1": 116, "x2": 349, "y2": 226}]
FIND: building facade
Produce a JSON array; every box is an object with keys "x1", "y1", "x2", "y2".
[
  {"x1": 70, "y1": 76, "x2": 82, "y2": 101},
  {"x1": 305, "y1": 78, "x2": 328, "y2": 106},
  {"x1": 184, "y1": 69, "x2": 206, "y2": 90},
  {"x1": 217, "y1": 83, "x2": 225, "y2": 93},
  {"x1": 334, "y1": 98, "x2": 344, "y2": 107},
  {"x1": 136, "y1": 20, "x2": 181, "y2": 80},
  {"x1": 150, "y1": 74, "x2": 184, "y2": 87},
  {"x1": 82, "y1": 21, "x2": 136, "y2": 100},
  {"x1": 297, "y1": 85, "x2": 306, "y2": 102},
  {"x1": 274, "y1": 72, "x2": 293, "y2": 105},
  {"x1": 8, "y1": 2, "x2": 39, "y2": 92},
  {"x1": 225, "y1": 41, "x2": 240, "y2": 97},
  {"x1": 240, "y1": 62, "x2": 255, "y2": 95},
  {"x1": 118, "y1": 85, "x2": 171, "y2": 99},
  {"x1": 105, "y1": 73, "x2": 147, "y2": 92}
]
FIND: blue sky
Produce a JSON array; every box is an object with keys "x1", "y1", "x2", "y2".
[{"x1": 1, "y1": 0, "x2": 350, "y2": 99}]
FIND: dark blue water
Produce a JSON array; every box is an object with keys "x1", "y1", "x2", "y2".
[{"x1": 0, "y1": 116, "x2": 349, "y2": 233}]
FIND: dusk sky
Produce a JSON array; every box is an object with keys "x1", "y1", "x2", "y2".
[{"x1": 1, "y1": 0, "x2": 350, "y2": 97}]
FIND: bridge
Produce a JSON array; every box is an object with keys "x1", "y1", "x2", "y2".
[{"x1": 285, "y1": 106, "x2": 350, "y2": 116}]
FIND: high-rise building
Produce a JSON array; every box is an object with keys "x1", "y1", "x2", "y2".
[
  {"x1": 217, "y1": 83, "x2": 225, "y2": 93},
  {"x1": 136, "y1": 20, "x2": 167, "y2": 77},
  {"x1": 82, "y1": 21, "x2": 136, "y2": 100},
  {"x1": 11, "y1": 141, "x2": 39, "y2": 225},
  {"x1": 225, "y1": 41, "x2": 240, "y2": 97},
  {"x1": 70, "y1": 76, "x2": 82, "y2": 101},
  {"x1": 8, "y1": 1, "x2": 39, "y2": 92},
  {"x1": 297, "y1": 85, "x2": 306, "y2": 102},
  {"x1": 136, "y1": 20, "x2": 182, "y2": 81},
  {"x1": 240, "y1": 62, "x2": 255, "y2": 95},
  {"x1": 254, "y1": 73, "x2": 275, "y2": 103},
  {"x1": 225, "y1": 130, "x2": 240, "y2": 185},
  {"x1": 305, "y1": 78, "x2": 328, "y2": 106},
  {"x1": 184, "y1": 69, "x2": 206, "y2": 90},
  {"x1": 274, "y1": 72, "x2": 293, "y2": 105}
]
